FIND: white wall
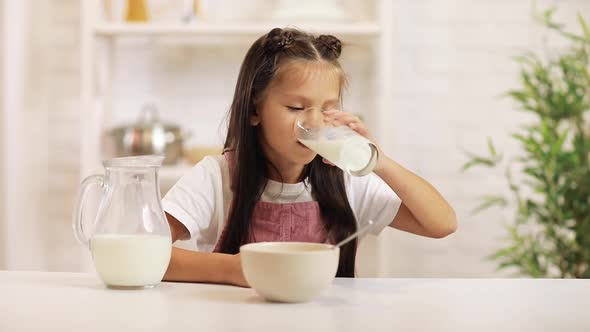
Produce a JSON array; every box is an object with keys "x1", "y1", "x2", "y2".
[
  {"x1": 0, "y1": 0, "x2": 5, "y2": 269},
  {"x1": 1, "y1": 0, "x2": 56, "y2": 270},
  {"x1": 2, "y1": 0, "x2": 589, "y2": 275},
  {"x1": 1, "y1": 0, "x2": 83, "y2": 271},
  {"x1": 377, "y1": 0, "x2": 590, "y2": 277},
  {"x1": 1, "y1": 0, "x2": 38, "y2": 269}
]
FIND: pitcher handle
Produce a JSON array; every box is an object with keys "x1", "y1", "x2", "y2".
[{"x1": 72, "y1": 175, "x2": 104, "y2": 248}]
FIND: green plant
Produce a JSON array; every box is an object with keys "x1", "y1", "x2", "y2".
[{"x1": 463, "y1": 9, "x2": 590, "y2": 278}]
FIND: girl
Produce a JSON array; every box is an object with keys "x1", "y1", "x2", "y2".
[{"x1": 162, "y1": 28, "x2": 457, "y2": 287}]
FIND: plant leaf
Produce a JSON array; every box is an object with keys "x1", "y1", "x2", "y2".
[
  {"x1": 471, "y1": 195, "x2": 508, "y2": 215},
  {"x1": 577, "y1": 13, "x2": 590, "y2": 41},
  {"x1": 487, "y1": 137, "x2": 497, "y2": 157}
]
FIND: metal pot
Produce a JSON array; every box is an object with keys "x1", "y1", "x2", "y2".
[{"x1": 109, "y1": 104, "x2": 188, "y2": 165}]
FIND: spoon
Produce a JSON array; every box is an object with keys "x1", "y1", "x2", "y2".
[{"x1": 332, "y1": 220, "x2": 375, "y2": 249}]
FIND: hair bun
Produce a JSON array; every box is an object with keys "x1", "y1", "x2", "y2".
[
  {"x1": 316, "y1": 34, "x2": 342, "y2": 59},
  {"x1": 263, "y1": 28, "x2": 294, "y2": 54}
]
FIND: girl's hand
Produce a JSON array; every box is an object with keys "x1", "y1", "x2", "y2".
[
  {"x1": 323, "y1": 110, "x2": 374, "y2": 141},
  {"x1": 228, "y1": 253, "x2": 249, "y2": 288},
  {"x1": 321, "y1": 110, "x2": 380, "y2": 166}
]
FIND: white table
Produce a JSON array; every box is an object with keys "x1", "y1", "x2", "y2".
[{"x1": 0, "y1": 271, "x2": 588, "y2": 331}]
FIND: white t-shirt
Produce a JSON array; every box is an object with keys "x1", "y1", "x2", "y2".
[{"x1": 162, "y1": 155, "x2": 401, "y2": 252}]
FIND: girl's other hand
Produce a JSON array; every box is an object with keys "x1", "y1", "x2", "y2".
[
  {"x1": 323, "y1": 110, "x2": 374, "y2": 141},
  {"x1": 228, "y1": 253, "x2": 250, "y2": 288},
  {"x1": 321, "y1": 110, "x2": 377, "y2": 167}
]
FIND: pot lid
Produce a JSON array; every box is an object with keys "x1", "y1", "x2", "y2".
[{"x1": 111, "y1": 104, "x2": 180, "y2": 131}]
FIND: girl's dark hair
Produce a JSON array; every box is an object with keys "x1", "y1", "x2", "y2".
[{"x1": 220, "y1": 28, "x2": 357, "y2": 277}]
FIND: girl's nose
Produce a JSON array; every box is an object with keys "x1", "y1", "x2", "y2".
[{"x1": 298, "y1": 107, "x2": 325, "y2": 128}]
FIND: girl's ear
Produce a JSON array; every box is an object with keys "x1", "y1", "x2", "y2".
[{"x1": 250, "y1": 109, "x2": 261, "y2": 126}]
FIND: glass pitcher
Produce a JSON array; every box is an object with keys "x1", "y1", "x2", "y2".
[{"x1": 73, "y1": 155, "x2": 172, "y2": 289}]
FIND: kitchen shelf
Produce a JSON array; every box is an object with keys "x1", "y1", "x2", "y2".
[
  {"x1": 81, "y1": 0, "x2": 393, "y2": 187},
  {"x1": 93, "y1": 22, "x2": 381, "y2": 38}
]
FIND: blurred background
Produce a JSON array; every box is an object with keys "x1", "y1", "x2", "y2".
[{"x1": 1, "y1": 0, "x2": 589, "y2": 277}]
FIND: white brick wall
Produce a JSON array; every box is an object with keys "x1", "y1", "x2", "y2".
[
  {"x1": 379, "y1": 0, "x2": 590, "y2": 277},
  {"x1": 6, "y1": 0, "x2": 589, "y2": 275},
  {"x1": 45, "y1": 0, "x2": 85, "y2": 271}
]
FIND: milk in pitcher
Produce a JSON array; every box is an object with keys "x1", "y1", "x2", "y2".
[{"x1": 91, "y1": 234, "x2": 171, "y2": 288}]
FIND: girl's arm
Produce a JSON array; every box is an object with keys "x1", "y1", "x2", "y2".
[
  {"x1": 374, "y1": 155, "x2": 457, "y2": 238},
  {"x1": 327, "y1": 111, "x2": 457, "y2": 238},
  {"x1": 163, "y1": 213, "x2": 249, "y2": 287}
]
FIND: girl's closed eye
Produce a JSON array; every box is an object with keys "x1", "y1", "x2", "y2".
[{"x1": 286, "y1": 105, "x2": 305, "y2": 111}]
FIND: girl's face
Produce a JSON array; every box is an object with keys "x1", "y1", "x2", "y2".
[{"x1": 252, "y1": 61, "x2": 341, "y2": 176}]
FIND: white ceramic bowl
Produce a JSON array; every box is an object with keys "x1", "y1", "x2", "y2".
[{"x1": 240, "y1": 242, "x2": 339, "y2": 303}]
